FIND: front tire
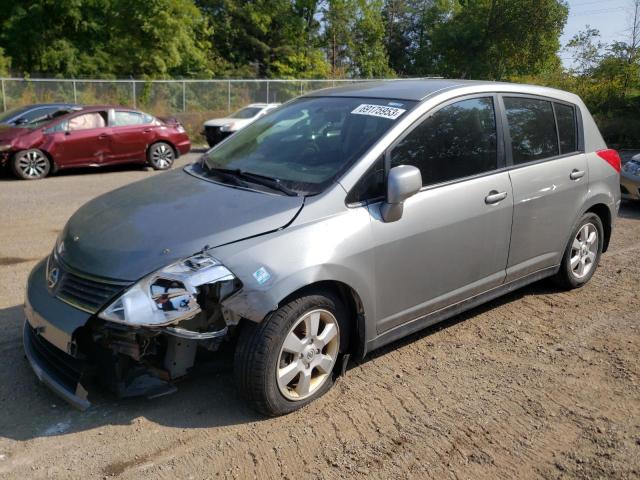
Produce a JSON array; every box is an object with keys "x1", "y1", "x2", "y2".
[
  {"x1": 148, "y1": 142, "x2": 175, "y2": 170},
  {"x1": 234, "y1": 291, "x2": 349, "y2": 416},
  {"x1": 553, "y1": 213, "x2": 604, "y2": 289},
  {"x1": 12, "y1": 149, "x2": 51, "y2": 180}
]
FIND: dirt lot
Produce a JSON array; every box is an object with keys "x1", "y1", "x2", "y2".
[{"x1": 0, "y1": 153, "x2": 639, "y2": 479}]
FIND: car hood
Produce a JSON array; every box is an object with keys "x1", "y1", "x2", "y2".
[
  {"x1": 203, "y1": 117, "x2": 252, "y2": 128},
  {"x1": 0, "y1": 125, "x2": 29, "y2": 142},
  {"x1": 59, "y1": 168, "x2": 304, "y2": 281}
]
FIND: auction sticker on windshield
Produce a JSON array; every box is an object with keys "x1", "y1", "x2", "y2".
[{"x1": 351, "y1": 104, "x2": 406, "y2": 120}]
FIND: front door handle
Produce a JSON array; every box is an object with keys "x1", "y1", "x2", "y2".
[
  {"x1": 570, "y1": 169, "x2": 585, "y2": 180},
  {"x1": 485, "y1": 190, "x2": 507, "y2": 204},
  {"x1": 98, "y1": 134, "x2": 108, "y2": 140}
]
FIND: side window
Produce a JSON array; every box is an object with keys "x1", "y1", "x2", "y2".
[
  {"x1": 346, "y1": 156, "x2": 385, "y2": 204},
  {"x1": 18, "y1": 108, "x2": 48, "y2": 123},
  {"x1": 390, "y1": 97, "x2": 498, "y2": 186},
  {"x1": 504, "y1": 97, "x2": 559, "y2": 164},
  {"x1": 554, "y1": 103, "x2": 578, "y2": 154},
  {"x1": 113, "y1": 111, "x2": 148, "y2": 127},
  {"x1": 68, "y1": 112, "x2": 107, "y2": 131},
  {"x1": 46, "y1": 121, "x2": 69, "y2": 133}
]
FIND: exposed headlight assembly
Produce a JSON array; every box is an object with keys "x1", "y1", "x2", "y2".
[
  {"x1": 0, "y1": 144, "x2": 12, "y2": 152},
  {"x1": 99, "y1": 253, "x2": 237, "y2": 327}
]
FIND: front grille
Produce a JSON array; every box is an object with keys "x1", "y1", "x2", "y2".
[
  {"x1": 204, "y1": 126, "x2": 231, "y2": 146},
  {"x1": 25, "y1": 323, "x2": 85, "y2": 391},
  {"x1": 49, "y1": 255, "x2": 130, "y2": 314}
]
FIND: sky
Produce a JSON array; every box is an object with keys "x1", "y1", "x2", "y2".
[{"x1": 560, "y1": 0, "x2": 635, "y2": 66}]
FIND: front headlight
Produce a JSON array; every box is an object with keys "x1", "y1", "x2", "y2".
[
  {"x1": 99, "y1": 252, "x2": 236, "y2": 327},
  {"x1": 0, "y1": 144, "x2": 12, "y2": 152},
  {"x1": 220, "y1": 122, "x2": 237, "y2": 132}
]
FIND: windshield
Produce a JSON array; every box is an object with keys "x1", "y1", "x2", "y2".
[
  {"x1": 230, "y1": 107, "x2": 263, "y2": 119},
  {"x1": 202, "y1": 97, "x2": 415, "y2": 194}
]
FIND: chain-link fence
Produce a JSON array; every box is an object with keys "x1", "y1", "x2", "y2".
[
  {"x1": 0, "y1": 77, "x2": 415, "y2": 142},
  {"x1": 0, "y1": 78, "x2": 389, "y2": 114}
]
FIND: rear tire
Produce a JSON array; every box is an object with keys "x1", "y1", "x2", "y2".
[
  {"x1": 12, "y1": 149, "x2": 51, "y2": 180},
  {"x1": 234, "y1": 290, "x2": 349, "y2": 416},
  {"x1": 148, "y1": 142, "x2": 175, "y2": 170},
  {"x1": 553, "y1": 213, "x2": 603, "y2": 289}
]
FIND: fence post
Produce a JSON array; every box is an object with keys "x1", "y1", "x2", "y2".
[
  {"x1": 1, "y1": 79, "x2": 5, "y2": 112},
  {"x1": 182, "y1": 81, "x2": 186, "y2": 112},
  {"x1": 72, "y1": 80, "x2": 77, "y2": 104},
  {"x1": 227, "y1": 80, "x2": 231, "y2": 113},
  {"x1": 266, "y1": 80, "x2": 269, "y2": 103},
  {"x1": 132, "y1": 80, "x2": 136, "y2": 108}
]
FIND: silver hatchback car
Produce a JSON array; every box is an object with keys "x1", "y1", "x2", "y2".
[{"x1": 24, "y1": 80, "x2": 621, "y2": 415}]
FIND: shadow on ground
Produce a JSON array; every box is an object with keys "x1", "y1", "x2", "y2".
[
  {"x1": 0, "y1": 277, "x2": 557, "y2": 442},
  {"x1": 619, "y1": 200, "x2": 640, "y2": 219}
]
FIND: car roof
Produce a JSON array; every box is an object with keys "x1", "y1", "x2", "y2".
[
  {"x1": 304, "y1": 79, "x2": 578, "y2": 102},
  {"x1": 245, "y1": 103, "x2": 281, "y2": 108}
]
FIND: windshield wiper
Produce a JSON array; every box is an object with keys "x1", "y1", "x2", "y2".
[
  {"x1": 204, "y1": 165, "x2": 299, "y2": 196},
  {"x1": 232, "y1": 170, "x2": 299, "y2": 196},
  {"x1": 203, "y1": 166, "x2": 250, "y2": 188}
]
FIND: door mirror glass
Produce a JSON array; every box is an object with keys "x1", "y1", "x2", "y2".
[{"x1": 381, "y1": 165, "x2": 422, "y2": 222}]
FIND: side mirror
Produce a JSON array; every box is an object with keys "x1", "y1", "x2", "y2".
[{"x1": 380, "y1": 165, "x2": 422, "y2": 222}]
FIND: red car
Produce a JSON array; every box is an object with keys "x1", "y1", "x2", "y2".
[{"x1": 0, "y1": 106, "x2": 191, "y2": 179}]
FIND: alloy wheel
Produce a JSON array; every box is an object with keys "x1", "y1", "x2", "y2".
[
  {"x1": 151, "y1": 144, "x2": 174, "y2": 169},
  {"x1": 17, "y1": 150, "x2": 48, "y2": 178},
  {"x1": 276, "y1": 309, "x2": 340, "y2": 401},
  {"x1": 570, "y1": 223, "x2": 598, "y2": 279}
]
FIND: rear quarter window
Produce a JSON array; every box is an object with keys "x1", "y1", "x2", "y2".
[{"x1": 554, "y1": 103, "x2": 578, "y2": 154}]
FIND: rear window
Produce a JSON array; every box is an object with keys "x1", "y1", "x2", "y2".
[
  {"x1": 504, "y1": 97, "x2": 559, "y2": 164},
  {"x1": 554, "y1": 103, "x2": 578, "y2": 154}
]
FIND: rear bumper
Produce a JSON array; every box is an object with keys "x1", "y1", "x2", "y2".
[
  {"x1": 176, "y1": 139, "x2": 191, "y2": 156},
  {"x1": 621, "y1": 172, "x2": 640, "y2": 200}
]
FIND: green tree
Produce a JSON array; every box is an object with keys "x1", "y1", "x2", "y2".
[
  {"x1": 0, "y1": 0, "x2": 213, "y2": 78},
  {"x1": 322, "y1": 0, "x2": 391, "y2": 77},
  {"x1": 418, "y1": 0, "x2": 568, "y2": 79},
  {"x1": 0, "y1": 47, "x2": 10, "y2": 76},
  {"x1": 199, "y1": 0, "x2": 329, "y2": 78}
]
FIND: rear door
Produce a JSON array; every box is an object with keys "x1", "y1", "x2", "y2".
[
  {"x1": 501, "y1": 95, "x2": 587, "y2": 281},
  {"x1": 368, "y1": 95, "x2": 514, "y2": 333},
  {"x1": 107, "y1": 110, "x2": 156, "y2": 163},
  {"x1": 53, "y1": 111, "x2": 111, "y2": 166}
]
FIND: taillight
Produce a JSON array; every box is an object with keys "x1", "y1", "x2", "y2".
[{"x1": 596, "y1": 149, "x2": 621, "y2": 173}]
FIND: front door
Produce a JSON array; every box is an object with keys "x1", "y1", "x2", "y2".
[
  {"x1": 369, "y1": 95, "x2": 514, "y2": 333},
  {"x1": 55, "y1": 111, "x2": 111, "y2": 166}
]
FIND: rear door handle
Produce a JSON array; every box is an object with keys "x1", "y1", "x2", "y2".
[
  {"x1": 98, "y1": 134, "x2": 108, "y2": 140},
  {"x1": 485, "y1": 190, "x2": 507, "y2": 204},
  {"x1": 143, "y1": 128, "x2": 152, "y2": 133},
  {"x1": 570, "y1": 169, "x2": 585, "y2": 180}
]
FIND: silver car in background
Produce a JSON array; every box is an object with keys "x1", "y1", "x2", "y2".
[
  {"x1": 621, "y1": 153, "x2": 640, "y2": 200},
  {"x1": 24, "y1": 80, "x2": 621, "y2": 416}
]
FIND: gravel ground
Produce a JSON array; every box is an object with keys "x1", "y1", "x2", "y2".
[{"x1": 0, "y1": 153, "x2": 639, "y2": 479}]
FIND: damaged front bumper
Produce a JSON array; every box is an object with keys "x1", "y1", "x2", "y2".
[{"x1": 23, "y1": 257, "x2": 239, "y2": 410}]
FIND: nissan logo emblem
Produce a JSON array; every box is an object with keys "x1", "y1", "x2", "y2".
[{"x1": 47, "y1": 267, "x2": 60, "y2": 289}]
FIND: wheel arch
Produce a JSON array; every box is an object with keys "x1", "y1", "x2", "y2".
[
  {"x1": 584, "y1": 202, "x2": 613, "y2": 252},
  {"x1": 147, "y1": 139, "x2": 178, "y2": 160},
  {"x1": 276, "y1": 280, "x2": 367, "y2": 359}
]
